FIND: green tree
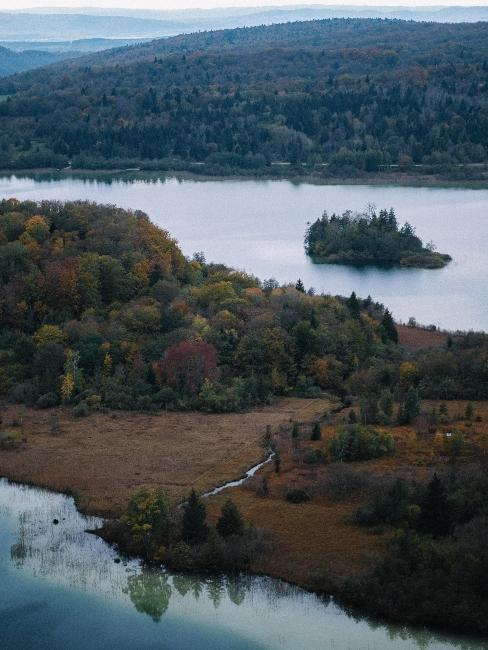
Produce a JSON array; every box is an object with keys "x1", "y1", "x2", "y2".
[
  {"x1": 182, "y1": 489, "x2": 208, "y2": 544},
  {"x1": 295, "y1": 278, "x2": 305, "y2": 293},
  {"x1": 311, "y1": 421, "x2": 321, "y2": 441},
  {"x1": 216, "y1": 498, "x2": 245, "y2": 537},
  {"x1": 398, "y1": 387, "x2": 420, "y2": 425},
  {"x1": 417, "y1": 474, "x2": 452, "y2": 536},
  {"x1": 380, "y1": 309, "x2": 398, "y2": 343}
]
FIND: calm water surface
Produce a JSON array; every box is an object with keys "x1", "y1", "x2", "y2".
[
  {"x1": 0, "y1": 478, "x2": 486, "y2": 650},
  {"x1": 1, "y1": 174, "x2": 487, "y2": 331}
]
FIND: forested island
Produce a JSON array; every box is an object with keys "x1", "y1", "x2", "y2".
[
  {"x1": 0, "y1": 19, "x2": 487, "y2": 179},
  {"x1": 1, "y1": 198, "x2": 488, "y2": 637},
  {"x1": 305, "y1": 207, "x2": 452, "y2": 268}
]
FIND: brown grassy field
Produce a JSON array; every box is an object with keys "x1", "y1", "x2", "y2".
[
  {"x1": 206, "y1": 399, "x2": 488, "y2": 589},
  {"x1": 1, "y1": 394, "x2": 486, "y2": 595},
  {"x1": 0, "y1": 396, "x2": 334, "y2": 517},
  {"x1": 397, "y1": 324, "x2": 450, "y2": 352}
]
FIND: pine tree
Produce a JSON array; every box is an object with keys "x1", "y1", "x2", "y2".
[
  {"x1": 380, "y1": 309, "x2": 398, "y2": 343},
  {"x1": 311, "y1": 421, "x2": 321, "y2": 441},
  {"x1": 465, "y1": 402, "x2": 474, "y2": 421},
  {"x1": 292, "y1": 422, "x2": 300, "y2": 439},
  {"x1": 274, "y1": 452, "x2": 281, "y2": 474},
  {"x1": 347, "y1": 291, "x2": 361, "y2": 318},
  {"x1": 295, "y1": 278, "x2": 305, "y2": 292},
  {"x1": 418, "y1": 474, "x2": 452, "y2": 536},
  {"x1": 216, "y1": 498, "x2": 245, "y2": 537},
  {"x1": 182, "y1": 489, "x2": 208, "y2": 544}
]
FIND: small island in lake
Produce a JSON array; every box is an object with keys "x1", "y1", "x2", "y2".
[{"x1": 305, "y1": 207, "x2": 452, "y2": 269}]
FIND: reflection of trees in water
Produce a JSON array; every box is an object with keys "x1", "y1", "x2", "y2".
[
  {"x1": 226, "y1": 576, "x2": 246, "y2": 606},
  {"x1": 124, "y1": 571, "x2": 172, "y2": 622},
  {"x1": 206, "y1": 574, "x2": 225, "y2": 609},
  {"x1": 2, "y1": 481, "x2": 485, "y2": 650},
  {"x1": 172, "y1": 573, "x2": 206, "y2": 599}
]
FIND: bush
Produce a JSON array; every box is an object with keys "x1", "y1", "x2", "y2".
[
  {"x1": 36, "y1": 392, "x2": 59, "y2": 409},
  {"x1": 285, "y1": 488, "x2": 310, "y2": 504},
  {"x1": 73, "y1": 401, "x2": 89, "y2": 418},
  {"x1": 329, "y1": 424, "x2": 395, "y2": 461},
  {"x1": 303, "y1": 448, "x2": 326, "y2": 465}
]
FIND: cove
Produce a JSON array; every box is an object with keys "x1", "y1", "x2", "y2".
[
  {"x1": 0, "y1": 478, "x2": 487, "y2": 650},
  {"x1": 1, "y1": 174, "x2": 487, "y2": 331}
]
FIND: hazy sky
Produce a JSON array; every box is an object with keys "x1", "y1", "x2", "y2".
[{"x1": 0, "y1": 0, "x2": 487, "y2": 10}]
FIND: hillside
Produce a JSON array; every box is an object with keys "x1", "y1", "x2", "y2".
[
  {"x1": 0, "y1": 45, "x2": 78, "y2": 78},
  {"x1": 0, "y1": 19, "x2": 487, "y2": 175}
]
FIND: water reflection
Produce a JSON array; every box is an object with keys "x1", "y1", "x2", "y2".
[
  {"x1": 1, "y1": 174, "x2": 487, "y2": 330},
  {"x1": 0, "y1": 478, "x2": 487, "y2": 650}
]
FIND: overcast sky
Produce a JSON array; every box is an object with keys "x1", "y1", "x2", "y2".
[{"x1": 0, "y1": 1, "x2": 487, "y2": 10}]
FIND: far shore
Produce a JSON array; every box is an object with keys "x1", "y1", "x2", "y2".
[{"x1": 1, "y1": 167, "x2": 488, "y2": 189}]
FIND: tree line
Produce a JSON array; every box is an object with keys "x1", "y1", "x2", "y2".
[{"x1": 0, "y1": 19, "x2": 487, "y2": 176}]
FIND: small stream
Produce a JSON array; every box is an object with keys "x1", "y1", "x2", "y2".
[
  {"x1": 201, "y1": 452, "x2": 275, "y2": 498},
  {"x1": 0, "y1": 477, "x2": 486, "y2": 650}
]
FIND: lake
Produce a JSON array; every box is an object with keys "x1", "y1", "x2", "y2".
[
  {"x1": 0, "y1": 478, "x2": 486, "y2": 650},
  {"x1": 1, "y1": 174, "x2": 487, "y2": 331}
]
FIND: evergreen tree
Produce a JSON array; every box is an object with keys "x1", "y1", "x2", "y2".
[
  {"x1": 216, "y1": 498, "x2": 245, "y2": 537},
  {"x1": 292, "y1": 422, "x2": 300, "y2": 439},
  {"x1": 380, "y1": 309, "x2": 398, "y2": 343},
  {"x1": 311, "y1": 421, "x2": 321, "y2": 441},
  {"x1": 182, "y1": 489, "x2": 208, "y2": 544},
  {"x1": 465, "y1": 402, "x2": 474, "y2": 421},
  {"x1": 274, "y1": 452, "x2": 281, "y2": 474},
  {"x1": 295, "y1": 278, "x2": 305, "y2": 293},
  {"x1": 417, "y1": 474, "x2": 452, "y2": 536},
  {"x1": 347, "y1": 291, "x2": 361, "y2": 318},
  {"x1": 398, "y1": 386, "x2": 420, "y2": 425},
  {"x1": 348, "y1": 409, "x2": 358, "y2": 424}
]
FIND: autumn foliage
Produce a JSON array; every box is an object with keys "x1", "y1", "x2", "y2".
[{"x1": 155, "y1": 341, "x2": 219, "y2": 395}]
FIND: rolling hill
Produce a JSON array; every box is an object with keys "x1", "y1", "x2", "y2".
[{"x1": 0, "y1": 19, "x2": 487, "y2": 176}]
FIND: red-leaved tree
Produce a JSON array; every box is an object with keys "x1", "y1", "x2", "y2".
[{"x1": 155, "y1": 341, "x2": 219, "y2": 395}]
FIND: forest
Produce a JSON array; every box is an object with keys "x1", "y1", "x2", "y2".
[
  {"x1": 0, "y1": 19, "x2": 487, "y2": 176},
  {"x1": 305, "y1": 207, "x2": 452, "y2": 268},
  {"x1": 1, "y1": 199, "x2": 487, "y2": 419}
]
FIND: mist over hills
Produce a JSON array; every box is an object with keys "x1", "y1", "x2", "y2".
[{"x1": 0, "y1": 44, "x2": 81, "y2": 77}]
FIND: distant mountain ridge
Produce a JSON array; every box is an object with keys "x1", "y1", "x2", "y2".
[
  {"x1": 0, "y1": 44, "x2": 79, "y2": 77},
  {"x1": 1, "y1": 5, "x2": 487, "y2": 45}
]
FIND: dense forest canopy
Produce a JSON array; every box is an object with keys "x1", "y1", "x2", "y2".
[
  {"x1": 305, "y1": 207, "x2": 452, "y2": 268},
  {"x1": 0, "y1": 19, "x2": 487, "y2": 174},
  {"x1": 1, "y1": 199, "x2": 487, "y2": 416}
]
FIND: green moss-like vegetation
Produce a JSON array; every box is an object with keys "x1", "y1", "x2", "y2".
[{"x1": 305, "y1": 207, "x2": 451, "y2": 268}]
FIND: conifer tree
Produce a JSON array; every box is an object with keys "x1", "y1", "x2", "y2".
[
  {"x1": 295, "y1": 278, "x2": 305, "y2": 292},
  {"x1": 182, "y1": 489, "x2": 208, "y2": 544},
  {"x1": 311, "y1": 421, "x2": 321, "y2": 441},
  {"x1": 380, "y1": 309, "x2": 398, "y2": 343},
  {"x1": 216, "y1": 498, "x2": 245, "y2": 537}
]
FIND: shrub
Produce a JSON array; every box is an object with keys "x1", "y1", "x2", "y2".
[
  {"x1": 303, "y1": 448, "x2": 326, "y2": 465},
  {"x1": 285, "y1": 488, "x2": 310, "y2": 504},
  {"x1": 73, "y1": 401, "x2": 89, "y2": 418},
  {"x1": 169, "y1": 541, "x2": 194, "y2": 571},
  {"x1": 329, "y1": 424, "x2": 395, "y2": 461},
  {"x1": 85, "y1": 394, "x2": 102, "y2": 410},
  {"x1": 36, "y1": 392, "x2": 59, "y2": 409}
]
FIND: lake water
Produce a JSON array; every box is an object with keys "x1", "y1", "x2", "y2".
[
  {"x1": 0, "y1": 478, "x2": 486, "y2": 650},
  {"x1": 0, "y1": 174, "x2": 487, "y2": 331}
]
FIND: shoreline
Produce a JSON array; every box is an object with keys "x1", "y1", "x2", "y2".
[
  {"x1": 1, "y1": 465, "x2": 484, "y2": 642},
  {"x1": 2, "y1": 167, "x2": 488, "y2": 189}
]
